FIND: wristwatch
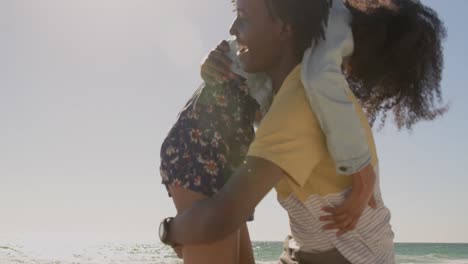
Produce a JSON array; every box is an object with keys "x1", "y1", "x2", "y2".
[{"x1": 159, "y1": 217, "x2": 176, "y2": 246}]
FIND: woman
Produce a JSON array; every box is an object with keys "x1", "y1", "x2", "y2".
[
  {"x1": 160, "y1": 0, "x2": 446, "y2": 263},
  {"x1": 159, "y1": 46, "x2": 265, "y2": 263},
  {"x1": 160, "y1": 37, "x2": 378, "y2": 263}
]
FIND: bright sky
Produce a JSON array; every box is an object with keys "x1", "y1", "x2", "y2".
[{"x1": 1, "y1": 0, "x2": 467, "y2": 244}]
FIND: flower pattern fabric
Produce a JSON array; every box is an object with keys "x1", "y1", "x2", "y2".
[{"x1": 160, "y1": 78, "x2": 258, "y2": 197}]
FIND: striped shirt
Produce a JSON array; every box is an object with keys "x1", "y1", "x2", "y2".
[
  {"x1": 248, "y1": 65, "x2": 395, "y2": 264},
  {"x1": 279, "y1": 175, "x2": 395, "y2": 263}
]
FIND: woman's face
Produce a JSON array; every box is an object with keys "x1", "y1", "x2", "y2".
[{"x1": 230, "y1": 0, "x2": 287, "y2": 73}]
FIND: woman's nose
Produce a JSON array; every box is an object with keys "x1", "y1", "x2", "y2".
[{"x1": 229, "y1": 18, "x2": 238, "y2": 37}]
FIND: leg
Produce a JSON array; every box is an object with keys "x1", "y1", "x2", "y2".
[
  {"x1": 169, "y1": 185, "x2": 240, "y2": 264},
  {"x1": 278, "y1": 236, "x2": 298, "y2": 264},
  {"x1": 239, "y1": 223, "x2": 255, "y2": 264}
]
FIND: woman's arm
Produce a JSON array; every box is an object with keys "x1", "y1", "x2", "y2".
[
  {"x1": 167, "y1": 156, "x2": 285, "y2": 246},
  {"x1": 239, "y1": 223, "x2": 256, "y2": 264}
]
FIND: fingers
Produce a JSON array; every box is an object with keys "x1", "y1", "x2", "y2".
[
  {"x1": 216, "y1": 40, "x2": 230, "y2": 53},
  {"x1": 201, "y1": 63, "x2": 229, "y2": 84},
  {"x1": 320, "y1": 211, "x2": 350, "y2": 223},
  {"x1": 208, "y1": 49, "x2": 232, "y2": 71},
  {"x1": 319, "y1": 186, "x2": 376, "y2": 237},
  {"x1": 321, "y1": 206, "x2": 336, "y2": 214},
  {"x1": 336, "y1": 218, "x2": 358, "y2": 237},
  {"x1": 320, "y1": 206, "x2": 360, "y2": 236},
  {"x1": 200, "y1": 49, "x2": 233, "y2": 84},
  {"x1": 322, "y1": 219, "x2": 349, "y2": 231},
  {"x1": 201, "y1": 68, "x2": 220, "y2": 85},
  {"x1": 322, "y1": 214, "x2": 357, "y2": 236},
  {"x1": 206, "y1": 59, "x2": 233, "y2": 78},
  {"x1": 322, "y1": 214, "x2": 353, "y2": 230},
  {"x1": 319, "y1": 214, "x2": 334, "y2": 222}
]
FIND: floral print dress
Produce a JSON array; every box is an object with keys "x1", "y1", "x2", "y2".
[{"x1": 160, "y1": 78, "x2": 258, "y2": 197}]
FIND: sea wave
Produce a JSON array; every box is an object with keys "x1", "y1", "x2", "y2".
[
  {"x1": 1, "y1": 241, "x2": 468, "y2": 264},
  {"x1": 396, "y1": 253, "x2": 468, "y2": 264}
]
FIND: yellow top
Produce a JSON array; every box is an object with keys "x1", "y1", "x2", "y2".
[{"x1": 247, "y1": 65, "x2": 379, "y2": 202}]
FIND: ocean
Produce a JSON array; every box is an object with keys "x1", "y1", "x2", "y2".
[{"x1": 1, "y1": 240, "x2": 467, "y2": 264}]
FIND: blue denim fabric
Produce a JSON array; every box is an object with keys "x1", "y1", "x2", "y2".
[{"x1": 300, "y1": 0, "x2": 371, "y2": 174}]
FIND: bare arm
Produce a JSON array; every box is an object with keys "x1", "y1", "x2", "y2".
[
  {"x1": 167, "y1": 156, "x2": 284, "y2": 245},
  {"x1": 239, "y1": 223, "x2": 255, "y2": 264}
]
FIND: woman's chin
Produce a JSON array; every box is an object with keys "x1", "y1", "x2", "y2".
[{"x1": 239, "y1": 53, "x2": 259, "y2": 73}]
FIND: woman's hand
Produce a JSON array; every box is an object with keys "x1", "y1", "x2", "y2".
[
  {"x1": 319, "y1": 164, "x2": 377, "y2": 236},
  {"x1": 201, "y1": 40, "x2": 236, "y2": 85}
]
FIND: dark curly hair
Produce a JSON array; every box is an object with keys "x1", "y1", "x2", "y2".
[
  {"x1": 234, "y1": 0, "x2": 448, "y2": 129},
  {"x1": 345, "y1": 0, "x2": 448, "y2": 129}
]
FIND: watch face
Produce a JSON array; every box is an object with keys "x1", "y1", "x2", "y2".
[{"x1": 159, "y1": 220, "x2": 166, "y2": 241}]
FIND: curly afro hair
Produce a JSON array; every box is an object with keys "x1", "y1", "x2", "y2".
[{"x1": 345, "y1": 0, "x2": 448, "y2": 129}]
